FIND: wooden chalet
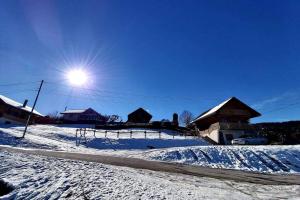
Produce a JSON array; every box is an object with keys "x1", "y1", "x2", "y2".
[
  {"x1": 127, "y1": 108, "x2": 152, "y2": 123},
  {"x1": 0, "y1": 95, "x2": 44, "y2": 124},
  {"x1": 191, "y1": 97, "x2": 261, "y2": 144}
]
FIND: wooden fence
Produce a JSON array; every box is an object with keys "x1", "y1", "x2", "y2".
[{"x1": 75, "y1": 128, "x2": 191, "y2": 146}]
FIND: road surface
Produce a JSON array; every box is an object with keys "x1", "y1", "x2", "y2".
[{"x1": 1, "y1": 145, "x2": 299, "y2": 185}]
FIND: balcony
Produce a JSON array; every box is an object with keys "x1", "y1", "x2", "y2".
[
  {"x1": 198, "y1": 122, "x2": 254, "y2": 137},
  {"x1": 218, "y1": 122, "x2": 253, "y2": 130}
]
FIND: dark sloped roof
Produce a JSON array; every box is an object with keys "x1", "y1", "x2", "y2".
[
  {"x1": 191, "y1": 97, "x2": 261, "y2": 123},
  {"x1": 128, "y1": 107, "x2": 152, "y2": 117}
]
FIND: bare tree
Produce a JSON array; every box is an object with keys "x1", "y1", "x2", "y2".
[
  {"x1": 179, "y1": 110, "x2": 193, "y2": 126},
  {"x1": 108, "y1": 115, "x2": 122, "y2": 123},
  {"x1": 46, "y1": 111, "x2": 59, "y2": 119}
]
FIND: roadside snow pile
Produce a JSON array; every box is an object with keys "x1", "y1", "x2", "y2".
[
  {"x1": 0, "y1": 124, "x2": 208, "y2": 151},
  {"x1": 145, "y1": 145, "x2": 300, "y2": 174},
  {"x1": 1, "y1": 151, "x2": 300, "y2": 200}
]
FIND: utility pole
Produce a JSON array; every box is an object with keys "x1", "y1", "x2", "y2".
[{"x1": 22, "y1": 80, "x2": 44, "y2": 138}]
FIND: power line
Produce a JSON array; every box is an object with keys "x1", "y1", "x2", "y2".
[
  {"x1": 44, "y1": 81, "x2": 222, "y2": 103},
  {"x1": 43, "y1": 88, "x2": 128, "y2": 104},
  {"x1": 4, "y1": 80, "x2": 298, "y2": 115},
  {"x1": 263, "y1": 101, "x2": 300, "y2": 114},
  {"x1": 43, "y1": 85, "x2": 176, "y2": 105},
  {"x1": 0, "y1": 81, "x2": 39, "y2": 87},
  {"x1": 0, "y1": 89, "x2": 37, "y2": 95}
]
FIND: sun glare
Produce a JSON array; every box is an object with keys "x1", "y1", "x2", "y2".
[{"x1": 66, "y1": 68, "x2": 88, "y2": 86}]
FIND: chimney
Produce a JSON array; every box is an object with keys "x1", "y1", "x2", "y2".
[{"x1": 22, "y1": 99, "x2": 28, "y2": 108}]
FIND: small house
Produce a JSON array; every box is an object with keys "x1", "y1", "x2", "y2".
[
  {"x1": 191, "y1": 97, "x2": 261, "y2": 144},
  {"x1": 0, "y1": 95, "x2": 44, "y2": 124},
  {"x1": 60, "y1": 108, "x2": 107, "y2": 124},
  {"x1": 127, "y1": 108, "x2": 152, "y2": 123}
]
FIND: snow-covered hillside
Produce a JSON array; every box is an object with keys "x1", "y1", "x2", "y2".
[
  {"x1": 1, "y1": 151, "x2": 300, "y2": 200},
  {"x1": 141, "y1": 145, "x2": 300, "y2": 174},
  {"x1": 1, "y1": 124, "x2": 300, "y2": 174},
  {"x1": 0, "y1": 124, "x2": 208, "y2": 152}
]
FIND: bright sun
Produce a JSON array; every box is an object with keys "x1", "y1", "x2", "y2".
[{"x1": 67, "y1": 68, "x2": 88, "y2": 86}]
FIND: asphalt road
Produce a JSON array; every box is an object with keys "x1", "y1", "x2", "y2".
[{"x1": 1, "y1": 145, "x2": 299, "y2": 185}]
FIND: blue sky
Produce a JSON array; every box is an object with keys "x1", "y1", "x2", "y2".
[{"x1": 0, "y1": 0, "x2": 300, "y2": 122}]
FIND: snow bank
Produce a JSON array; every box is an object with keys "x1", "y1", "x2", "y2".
[{"x1": 144, "y1": 145, "x2": 300, "y2": 174}]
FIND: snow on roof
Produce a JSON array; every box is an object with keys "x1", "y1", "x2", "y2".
[
  {"x1": 191, "y1": 97, "x2": 261, "y2": 124},
  {"x1": 0, "y1": 95, "x2": 44, "y2": 116},
  {"x1": 60, "y1": 109, "x2": 87, "y2": 114},
  {"x1": 191, "y1": 97, "x2": 233, "y2": 123}
]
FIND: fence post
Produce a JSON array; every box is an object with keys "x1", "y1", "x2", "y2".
[
  {"x1": 117, "y1": 131, "x2": 119, "y2": 138},
  {"x1": 84, "y1": 128, "x2": 87, "y2": 143},
  {"x1": 94, "y1": 130, "x2": 96, "y2": 138},
  {"x1": 75, "y1": 129, "x2": 78, "y2": 146},
  {"x1": 173, "y1": 132, "x2": 175, "y2": 139},
  {"x1": 144, "y1": 131, "x2": 146, "y2": 139},
  {"x1": 105, "y1": 130, "x2": 107, "y2": 138},
  {"x1": 130, "y1": 131, "x2": 132, "y2": 138},
  {"x1": 79, "y1": 128, "x2": 82, "y2": 144}
]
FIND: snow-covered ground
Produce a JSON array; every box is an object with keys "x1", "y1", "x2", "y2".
[
  {"x1": 0, "y1": 124, "x2": 208, "y2": 152},
  {"x1": 1, "y1": 124, "x2": 300, "y2": 174},
  {"x1": 139, "y1": 145, "x2": 300, "y2": 174},
  {"x1": 1, "y1": 151, "x2": 300, "y2": 200}
]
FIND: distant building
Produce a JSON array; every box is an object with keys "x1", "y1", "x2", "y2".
[
  {"x1": 172, "y1": 113, "x2": 179, "y2": 127},
  {"x1": 191, "y1": 97, "x2": 261, "y2": 145},
  {"x1": 0, "y1": 95, "x2": 44, "y2": 124},
  {"x1": 127, "y1": 108, "x2": 152, "y2": 123},
  {"x1": 60, "y1": 108, "x2": 107, "y2": 124}
]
